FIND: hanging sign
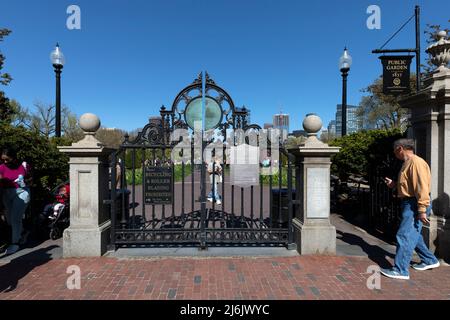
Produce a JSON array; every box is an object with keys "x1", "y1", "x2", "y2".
[{"x1": 379, "y1": 56, "x2": 413, "y2": 95}]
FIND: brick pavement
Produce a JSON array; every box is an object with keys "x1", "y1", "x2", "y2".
[{"x1": 0, "y1": 253, "x2": 449, "y2": 300}]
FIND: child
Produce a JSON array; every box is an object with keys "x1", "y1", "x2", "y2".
[
  {"x1": 207, "y1": 157, "x2": 222, "y2": 205},
  {"x1": 41, "y1": 183, "x2": 70, "y2": 221}
]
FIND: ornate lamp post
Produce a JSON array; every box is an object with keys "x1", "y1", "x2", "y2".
[
  {"x1": 339, "y1": 47, "x2": 352, "y2": 136},
  {"x1": 50, "y1": 43, "x2": 65, "y2": 137}
]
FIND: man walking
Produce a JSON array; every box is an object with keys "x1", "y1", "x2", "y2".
[{"x1": 381, "y1": 139, "x2": 440, "y2": 280}]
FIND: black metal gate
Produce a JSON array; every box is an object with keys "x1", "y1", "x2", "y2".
[
  {"x1": 368, "y1": 165, "x2": 402, "y2": 240},
  {"x1": 108, "y1": 73, "x2": 296, "y2": 249}
]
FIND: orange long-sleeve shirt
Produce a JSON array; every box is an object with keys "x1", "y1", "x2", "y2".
[{"x1": 397, "y1": 154, "x2": 431, "y2": 214}]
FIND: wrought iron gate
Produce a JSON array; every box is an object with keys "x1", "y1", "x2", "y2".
[
  {"x1": 368, "y1": 159, "x2": 403, "y2": 240},
  {"x1": 109, "y1": 73, "x2": 296, "y2": 249}
]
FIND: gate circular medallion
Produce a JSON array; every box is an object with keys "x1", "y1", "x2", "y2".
[{"x1": 185, "y1": 97, "x2": 222, "y2": 130}]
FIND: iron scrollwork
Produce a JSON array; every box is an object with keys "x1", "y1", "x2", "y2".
[{"x1": 127, "y1": 121, "x2": 165, "y2": 145}]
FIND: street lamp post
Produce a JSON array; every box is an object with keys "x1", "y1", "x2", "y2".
[
  {"x1": 50, "y1": 43, "x2": 65, "y2": 137},
  {"x1": 339, "y1": 47, "x2": 352, "y2": 137}
]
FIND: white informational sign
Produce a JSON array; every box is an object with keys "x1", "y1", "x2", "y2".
[
  {"x1": 230, "y1": 144, "x2": 260, "y2": 188},
  {"x1": 306, "y1": 168, "x2": 329, "y2": 218}
]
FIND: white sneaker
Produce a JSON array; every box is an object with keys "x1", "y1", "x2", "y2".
[
  {"x1": 215, "y1": 199, "x2": 222, "y2": 205},
  {"x1": 207, "y1": 197, "x2": 213, "y2": 202},
  {"x1": 380, "y1": 268, "x2": 410, "y2": 280},
  {"x1": 4, "y1": 244, "x2": 20, "y2": 256},
  {"x1": 412, "y1": 261, "x2": 440, "y2": 271}
]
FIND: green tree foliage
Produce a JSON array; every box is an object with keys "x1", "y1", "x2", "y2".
[
  {"x1": 330, "y1": 129, "x2": 405, "y2": 181},
  {"x1": 96, "y1": 127, "x2": 126, "y2": 149},
  {"x1": 28, "y1": 101, "x2": 56, "y2": 137},
  {"x1": 0, "y1": 122, "x2": 71, "y2": 205},
  {"x1": 320, "y1": 131, "x2": 335, "y2": 144},
  {"x1": 21, "y1": 101, "x2": 81, "y2": 139},
  {"x1": 0, "y1": 28, "x2": 12, "y2": 122},
  {"x1": 63, "y1": 111, "x2": 84, "y2": 141},
  {"x1": 122, "y1": 148, "x2": 172, "y2": 170},
  {"x1": 356, "y1": 75, "x2": 416, "y2": 130},
  {"x1": 284, "y1": 135, "x2": 306, "y2": 149},
  {"x1": 8, "y1": 99, "x2": 30, "y2": 126}
]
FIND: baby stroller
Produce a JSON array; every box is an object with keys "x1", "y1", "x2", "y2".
[
  {"x1": 40, "y1": 181, "x2": 70, "y2": 240},
  {"x1": 48, "y1": 202, "x2": 69, "y2": 240}
]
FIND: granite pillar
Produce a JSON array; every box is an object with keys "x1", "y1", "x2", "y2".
[
  {"x1": 58, "y1": 113, "x2": 115, "y2": 257},
  {"x1": 399, "y1": 31, "x2": 450, "y2": 260},
  {"x1": 290, "y1": 114, "x2": 340, "y2": 255}
]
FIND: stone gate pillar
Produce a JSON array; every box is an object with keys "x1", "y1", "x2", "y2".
[
  {"x1": 58, "y1": 113, "x2": 115, "y2": 257},
  {"x1": 399, "y1": 31, "x2": 450, "y2": 260},
  {"x1": 290, "y1": 114, "x2": 340, "y2": 255}
]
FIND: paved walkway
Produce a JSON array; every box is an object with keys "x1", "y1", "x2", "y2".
[
  {"x1": 0, "y1": 254, "x2": 449, "y2": 300},
  {"x1": 0, "y1": 214, "x2": 448, "y2": 300}
]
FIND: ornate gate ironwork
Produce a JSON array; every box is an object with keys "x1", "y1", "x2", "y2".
[
  {"x1": 109, "y1": 73, "x2": 296, "y2": 249},
  {"x1": 368, "y1": 158, "x2": 403, "y2": 240}
]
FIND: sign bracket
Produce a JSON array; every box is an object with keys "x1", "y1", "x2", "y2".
[{"x1": 372, "y1": 5, "x2": 421, "y2": 92}]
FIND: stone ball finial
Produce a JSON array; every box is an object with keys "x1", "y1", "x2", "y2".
[
  {"x1": 79, "y1": 113, "x2": 101, "y2": 133},
  {"x1": 303, "y1": 113, "x2": 322, "y2": 136}
]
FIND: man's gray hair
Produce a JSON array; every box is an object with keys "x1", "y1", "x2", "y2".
[{"x1": 393, "y1": 138, "x2": 415, "y2": 151}]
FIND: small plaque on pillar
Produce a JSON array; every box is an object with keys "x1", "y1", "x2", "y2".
[{"x1": 306, "y1": 168, "x2": 329, "y2": 218}]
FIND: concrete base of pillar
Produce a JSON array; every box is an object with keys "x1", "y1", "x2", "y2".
[
  {"x1": 438, "y1": 222, "x2": 450, "y2": 262},
  {"x1": 422, "y1": 215, "x2": 440, "y2": 254},
  {"x1": 63, "y1": 220, "x2": 111, "y2": 257},
  {"x1": 293, "y1": 219, "x2": 336, "y2": 255},
  {"x1": 422, "y1": 215, "x2": 450, "y2": 262}
]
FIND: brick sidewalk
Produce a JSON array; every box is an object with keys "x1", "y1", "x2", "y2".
[{"x1": 0, "y1": 253, "x2": 449, "y2": 300}]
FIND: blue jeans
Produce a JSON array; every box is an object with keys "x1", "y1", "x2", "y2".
[
  {"x1": 394, "y1": 198, "x2": 438, "y2": 275},
  {"x1": 2, "y1": 187, "x2": 30, "y2": 244},
  {"x1": 207, "y1": 181, "x2": 221, "y2": 201}
]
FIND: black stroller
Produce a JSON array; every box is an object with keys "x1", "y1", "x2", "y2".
[{"x1": 39, "y1": 181, "x2": 70, "y2": 240}]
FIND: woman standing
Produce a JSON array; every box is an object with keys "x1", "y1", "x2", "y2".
[
  {"x1": 207, "y1": 157, "x2": 223, "y2": 205},
  {"x1": 0, "y1": 148, "x2": 32, "y2": 256}
]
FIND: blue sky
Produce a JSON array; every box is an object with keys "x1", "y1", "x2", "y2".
[{"x1": 1, "y1": 0, "x2": 449, "y2": 132}]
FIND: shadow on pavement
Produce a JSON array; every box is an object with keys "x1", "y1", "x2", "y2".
[
  {"x1": 336, "y1": 230, "x2": 395, "y2": 268},
  {"x1": 333, "y1": 208, "x2": 397, "y2": 246},
  {"x1": 0, "y1": 246, "x2": 58, "y2": 293}
]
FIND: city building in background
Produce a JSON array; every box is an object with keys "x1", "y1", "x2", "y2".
[
  {"x1": 273, "y1": 113, "x2": 289, "y2": 141},
  {"x1": 327, "y1": 120, "x2": 336, "y2": 136},
  {"x1": 264, "y1": 123, "x2": 274, "y2": 130},
  {"x1": 335, "y1": 104, "x2": 359, "y2": 137}
]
